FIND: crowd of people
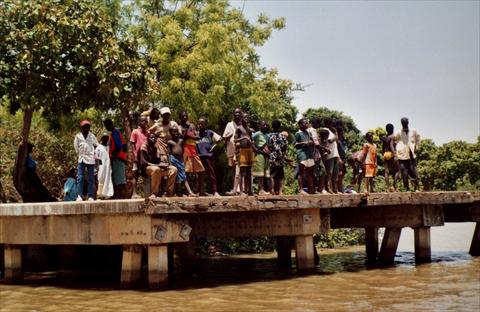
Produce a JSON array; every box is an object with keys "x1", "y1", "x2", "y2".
[{"x1": 67, "y1": 107, "x2": 421, "y2": 201}]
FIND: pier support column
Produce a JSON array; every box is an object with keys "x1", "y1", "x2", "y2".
[
  {"x1": 469, "y1": 222, "x2": 480, "y2": 256},
  {"x1": 276, "y1": 236, "x2": 293, "y2": 268},
  {"x1": 120, "y1": 245, "x2": 142, "y2": 288},
  {"x1": 378, "y1": 227, "x2": 402, "y2": 264},
  {"x1": 365, "y1": 227, "x2": 379, "y2": 261},
  {"x1": 4, "y1": 245, "x2": 22, "y2": 283},
  {"x1": 295, "y1": 235, "x2": 315, "y2": 272},
  {"x1": 148, "y1": 245, "x2": 168, "y2": 289},
  {"x1": 414, "y1": 227, "x2": 431, "y2": 263},
  {"x1": 177, "y1": 239, "x2": 196, "y2": 273}
]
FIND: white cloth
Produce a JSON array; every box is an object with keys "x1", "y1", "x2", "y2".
[
  {"x1": 323, "y1": 128, "x2": 339, "y2": 160},
  {"x1": 395, "y1": 128, "x2": 420, "y2": 160},
  {"x1": 95, "y1": 144, "x2": 113, "y2": 198},
  {"x1": 74, "y1": 132, "x2": 98, "y2": 165},
  {"x1": 222, "y1": 121, "x2": 240, "y2": 158}
]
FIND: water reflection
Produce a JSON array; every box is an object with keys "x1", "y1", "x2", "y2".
[{"x1": 1, "y1": 247, "x2": 479, "y2": 311}]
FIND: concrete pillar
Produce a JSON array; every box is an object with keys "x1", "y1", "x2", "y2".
[
  {"x1": 414, "y1": 227, "x2": 431, "y2": 263},
  {"x1": 148, "y1": 245, "x2": 169, "y2": 289},
  {"x1": 4, "y1": 244, "x2": 22, "y2": 283},
  {"x1": 378, "y1": 227, "x2": 402, "y2": 264},
  {"x1": 276, "y1": 236, "x2": 293, "y2": 268},
  {"x1": 176, "y1": 239, "x2": 196, "y2": 273},
  {"x1": 469, "y1": 222, "x2": 480, "y2": 256},
  {"x1": 295, "y1": 235, "x2": 315, "y2": 272},
  {"x1": 120, "y1": 245, "x2": 142, "y2": 288},
  {"x1": 365, "y1": 227, "x2": 379, "y2": 261}
]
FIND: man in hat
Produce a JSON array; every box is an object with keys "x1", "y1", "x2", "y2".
[
  {"x1": 149, "y1": 107, "x2": 179, "y2": 141},
  {"x1": 74, "y1": 119, "x2": 98, "y2": 201},
  {"x1": 395, "y1": 117, "x2": 420, "y2": 191}
]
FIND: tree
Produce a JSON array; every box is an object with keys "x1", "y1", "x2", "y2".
[
  {"x1": 0, "y1": 0, "x2": 122, "y2": 201},
  {"x1": 132, "y1": 0, "x2": 297, "y2": 133}
]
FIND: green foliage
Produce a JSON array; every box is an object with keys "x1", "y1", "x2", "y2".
[{"x1": 315, "y1": 229, "x2": 365, "y2": 248}]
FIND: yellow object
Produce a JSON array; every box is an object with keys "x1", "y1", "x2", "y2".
[{"x1": 383, "y1": 151, "x2": 393, "y2": 160}]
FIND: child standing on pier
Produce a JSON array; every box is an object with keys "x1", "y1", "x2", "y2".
[
  {"x1": 235, "y1": 113, "x2": 255, "y2": 195},
  {"x1": 252, "y1": 120, "x2": 271, "y2": 195},
  {"x1": 295, "y1": 118, "x2": 315, "y2": 195},
  {"x1": 197, "y1": 117, "x2": 222, "y2": 197},
  {"x1": 268, "y1": 120, "x2": 289, "y2": 195},
  {"x1": 362, "y1": 132, "x2": 377, "y2": 193},
  {"x1": 168, "y1": 126, "x2": 197, "y2": 197}
]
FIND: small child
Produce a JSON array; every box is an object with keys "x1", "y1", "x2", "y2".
[
  {"x1": 169, "y1": 126, "x2": 197, "y2": 197},
  {"x1": 95, "y1": 133, "x2": 113, "y2": 199},
  {"x1": 234, "y1": 113, "x2": 255, "y2": 195},
  {"x1": 63, "y1": 168, "x2": 78, "y2": 201},
  {"x1": 318, "y1": 128, "x2": 331, "y2": 193},
  {"x1": 252, "y1": 120, "x2": 271, "y2": 195},
  {"x1": 197, "y1": 117, "x2": 222, "y2": 196},
  {"x1": 362, "y1": 132, "x2": 377, "y2": 193},
  {"x1": 295, "y1": 118, "x2": 315, "y2": 195},
  {"x1": 268, "y1": 120, "x2": 289, "y2": 195}
]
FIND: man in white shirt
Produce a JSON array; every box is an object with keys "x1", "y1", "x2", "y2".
[
  {"x1": 323, "y1": 117, "x2": 340, "y2": 193},
  {"x1": 74, "y1": 120, "x2": 99, "y2": 201},
  {"x1": 222, "y1": 108, "x2": 242, "y2": 195},
  {"x1": 395, "y1": 117, "x2": 420, "y2": 191}
]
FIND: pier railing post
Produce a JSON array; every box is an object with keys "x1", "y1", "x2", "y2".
[
  {"x1": 469, "y1": 222, "x2": 480, "y2": 256},
  {"x1": 4, "y1": 244, "x2": 22, "y2": 283},
  {"x1": 414, "y1": 227, "x2": 431, "y2": 263},
  {"x1": 378, "y1": 227, "x2": 402, "y2": 264},
  {"x1": 295, "y1": 235, "x2": 315, "y2": 272},
  {"x1": 148, "y1": 245, "x2": 169, "y2": 289},
  {"x1": 120, "y1": 245, "x2": 142, "y2": 288}
]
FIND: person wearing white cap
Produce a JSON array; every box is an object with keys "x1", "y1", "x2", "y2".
[
  {"x1": 74, "y1": 119, "x2": 98, "y2": 201},
  {"x1": 149, "y1": 106, "x2": 179, "y2": 141}
]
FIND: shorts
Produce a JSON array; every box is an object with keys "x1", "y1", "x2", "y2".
[
  {"x1": 253, "y1": 153, "x2": 270, "y2": 178},
  {"x1": 237, "y1": 147, "x2": 255, "y2": 167},
  {"x1": 365, "y1": 164, "x2": 377, "y2": 177}
]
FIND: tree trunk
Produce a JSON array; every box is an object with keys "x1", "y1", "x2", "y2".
[
  {"x1": 0, "y1": 179, "x2": 6, "y2": 203},
  {"x1": 121, "y1": 107, "x2": 134, "y2": 198}
]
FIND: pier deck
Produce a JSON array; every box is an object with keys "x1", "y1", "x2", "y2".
[{"x1": 1, "y1": 191, "x2": 479, "y2": 288}]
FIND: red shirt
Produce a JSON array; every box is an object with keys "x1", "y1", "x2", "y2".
[{"x1": 130, "y1": 128, "x2": 148, "y2": 159}]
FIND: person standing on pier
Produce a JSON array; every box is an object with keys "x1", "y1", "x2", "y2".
[
  {"x1": 130, "y1": 115, "x2": 149, "y2": 198},
  {"x1": 382, "y1": 123, "x2": 399, "y2": 191},
  {"x1": 149, "y1": 107, "x2": 179, "y2": 140},
  {"x1": 307, "y1": 117, "x2": 326, "y2": 194},
  {"x1": 223, "y1": 108, "x2": 243, "y2": 195},
  {"x1": 252, "y1": 120, "x2": 271, "y2": 195},
  {"x1": 322, "y1": 117, "x2": 340, "y2": 193},
  {"x1": 197, "y1": 117, "x2": 222, "y2": 197},
  {"x1": 74, "y1": 120, "x2": 98, "y2": 201},
  {"x1": 395, "y1": 117, "x2": 420, "y2": 191},
  {"x1": 168, "y1": 125, "x2": 197, "y2": 197},
  {"x1": 104, "y1": 118, "x2": 128, "y2": 199},
  {"x1": 268, "y1": 119, "x2": 289, "y2": 195},
  {"x1": 234, "y1": 113, "x2": 255, "y2": 195},
  {"x1": 362, "y1": 132, "x2": 377, "y2": 193},
  {"x1": 95, "y1": 133, "x2": 113, "y2": 199},
  {"x1": 295, "y1": 118, "x2": 315, "y2": 194}
]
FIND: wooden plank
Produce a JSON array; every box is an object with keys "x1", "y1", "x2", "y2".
[
  {"x1": 295, "y1": 235, "x2": 315, "y2": 272},
  {"x1": 120, "y1": 245, "x2": 142, "y2": 288},
  {"x1": 330, "y1": 205, "x2": 444, "y2": 228},
  {"x1": 189, "y1": 209, "x2": 321, "y2": 238},
  {"x1": 378, "y1": 227, "x2": 402, "y2": 263},
  {"x1": 4, "y1": 245, "x2": 22, "y2": 283},
  {"x1": 469, "y1": 222, "x2": 480, "y2": 256},
  {"x1": 365, "y1": 228, "x2": 379, "y2": 261},
  {"x1": 0, "y1": 215, "x2": 189, "y2": 245},
  {"x1": 148, "y1": 245, "x2": 169, "y2": 289},
  {"x1": 414, "y1": 227, "x2": 431, "y2": 263}
]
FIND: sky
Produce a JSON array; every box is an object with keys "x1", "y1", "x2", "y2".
[{"x1": 232, "y1": 0, "x2": 480, "y2": 145}]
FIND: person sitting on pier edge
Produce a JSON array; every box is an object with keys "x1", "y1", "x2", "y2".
[
  {"x1": 197, "y1": 116, "x2": 222, "y2": 197},
  {"x1": 63, "y1": 168, "x2": 78, "y2": 201},
  {"x1": 268, "y1": 119, "x2": 289, "y2": 195},
  {"x1": 130, "y1": 115, "x2": 149, "y2": 198},
  {"x1": 395, "y1": 117, "x2": 420, "y2": 192},
  {"x1": 168, "y1": 125, "x2": 196, "y2": 197},
  {"x1": 252, "y1": 120, "x2": 271, "y2": 195},
  {"x1": 95, "y1": 133, "x2": 113, "y2": 199},
  {"x1": 382, "y1": 123, "x2": 400, "y2": 192},
  {"x1": 295, "y1": 118, "x2": 315, "y2": 195},
  {"x1": 140, "y1": 132, "x2": 177, "y2": 198},
  {"x1": 234, "y1": 113, "x2": 255, "y2": 196},
  {"x1": 362, "y1": 132, "x2": 377, "y2": 193},
  {"x1": 178, "y1": 109, "x2": 205, "y2": 195},
  {"x1": 74, "y1": 119, "x2": 98, "y2": 201},
  {"x1": 104, "y1": 118, "x2": 128, "y2": 199},
  {"x1": 223, "y1": 108, "x2": 243, "y2": 196}
]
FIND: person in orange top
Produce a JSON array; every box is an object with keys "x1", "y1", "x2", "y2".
[{"x1": 362, "y1": 132, "x2": 377, "y2": 193}]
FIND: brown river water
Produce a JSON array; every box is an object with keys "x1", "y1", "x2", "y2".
[{"x1": 1, "y1": 223, "x2": 479, "y2": 311}]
